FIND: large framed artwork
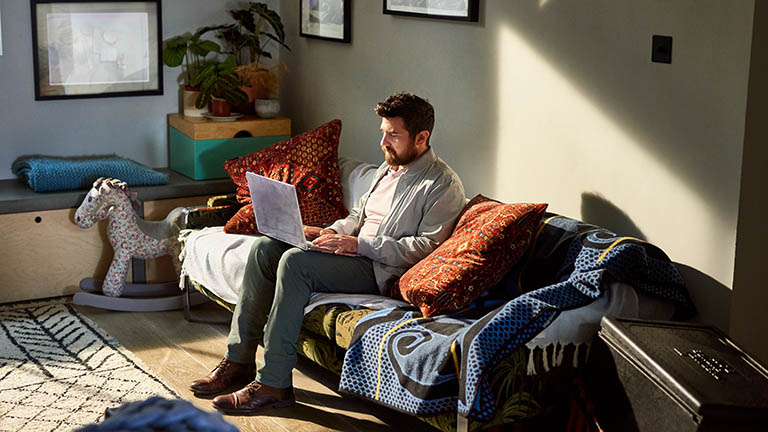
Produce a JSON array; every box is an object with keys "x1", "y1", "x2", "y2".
[
  {"x1": 300, "y1": 0, "x2": 350, "y2": 43},
  {"x1": 31, "y1": 0, "x2": 163, "y2": 100},
  {"x1": 383, "y1": 0, "x2": 479, "y2": 22}
]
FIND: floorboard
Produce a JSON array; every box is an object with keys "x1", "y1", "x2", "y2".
[{"x1": 76, "y1": 301, "x2": 434, "y2": 432}]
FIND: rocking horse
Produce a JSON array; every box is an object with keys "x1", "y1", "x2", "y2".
[{"x1": 73, "y1": 177, "x2": 203, "y2": 311}]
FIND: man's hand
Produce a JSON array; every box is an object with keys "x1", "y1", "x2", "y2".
[
  {"x1": 304, "y1": 226, "x2": 336, "y2": 241},
  {"x1": 312, "y1": 233, "x2": 359, "y2": 256}
]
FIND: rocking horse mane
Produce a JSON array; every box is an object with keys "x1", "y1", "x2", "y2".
[{"x1": 94, "y1": 177, "x2": 140, "y2": 213}]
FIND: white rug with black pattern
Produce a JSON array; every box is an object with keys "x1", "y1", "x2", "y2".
[{"x1": 0, "y1": 300, "x2": 178, "y2": 432}]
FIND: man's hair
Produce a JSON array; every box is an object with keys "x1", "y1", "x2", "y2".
[{"x1": 374, "y1": 93, "x2": 435, "y2": 143}]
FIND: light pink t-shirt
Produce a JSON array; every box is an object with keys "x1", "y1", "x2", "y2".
[{"x1": 358, "y1": 167, "x2": 406, "y2": 239}]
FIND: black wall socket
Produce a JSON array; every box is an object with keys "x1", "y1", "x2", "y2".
[{"x1": 652, "y1": 35, "x2": 673, "y2": 64}]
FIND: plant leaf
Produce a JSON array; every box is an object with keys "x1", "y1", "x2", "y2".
[
  {"x1": 231, "y1": 8, "x2": 256, "y2": 33},
  {"x1": 251, "y1": 4, "x2": 286, "y2": 45}
]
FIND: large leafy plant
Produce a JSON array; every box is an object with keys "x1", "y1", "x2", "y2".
[
  {"x1": 162, "y1": 27, "x2": 221, "y2": 86},
  {"x1": 190, "y1": 56, "x2": 248, "y2": 108},
  {"x1": 214, "y1": 2, "x2": 290, "y2": 67}
]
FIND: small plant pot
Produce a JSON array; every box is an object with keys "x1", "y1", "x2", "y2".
[
  {"x1": 254, "y1": 98, "x2": 280, "y2": 118},
  {"x1": 210, "y1": 97, "x2": 231, "y2": 117},
  {"x1": 182, "y1": 87, "x2": 206, "y2": 117}
]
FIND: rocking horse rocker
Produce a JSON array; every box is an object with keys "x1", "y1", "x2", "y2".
[{"x1": 73, "y1": 177, "x2": 203, "y2": 311}]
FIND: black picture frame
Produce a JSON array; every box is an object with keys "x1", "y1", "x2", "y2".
[
  {"x1": 383, "y1": 0, "x2": 479, "y2": 22},
  {"x1": 31, "y1": 0, "x2": 163, "y2": 101},
  {"x1": 300, "y1": 0, "x2": 350, "y2": 43}
]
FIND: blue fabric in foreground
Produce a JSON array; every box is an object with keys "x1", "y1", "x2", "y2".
[
  {"x1": 12, "y1": 155, "x2": 168, "y2": 192},
  {"x1": 75, "y1": 397, "x2": 238, "y2": 432}
]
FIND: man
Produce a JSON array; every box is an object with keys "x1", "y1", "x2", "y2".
[{"x1": 190, "y1": 92, "x2": 466, "y2": 415}]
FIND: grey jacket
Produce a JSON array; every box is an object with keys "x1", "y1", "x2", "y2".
[{"x1": 327, "y1": 147, "x2": 465, "y2": 295}]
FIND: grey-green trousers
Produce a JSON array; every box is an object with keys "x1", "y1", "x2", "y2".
[{"x1": 226, "y1": 236, "x2": 380, "y2": 388}]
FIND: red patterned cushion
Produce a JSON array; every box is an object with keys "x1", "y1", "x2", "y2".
[
  {"x1": 223, "y1": 119, "x2": 348, "y2": 234},
  {"x1": 397, "y1": 195, "x2": 548, "y2": 317}
]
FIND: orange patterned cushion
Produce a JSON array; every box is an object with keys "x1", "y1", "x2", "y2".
[
  {"x1": 397, "y1": 195, "x2": 548, "y2": 317},
  {"x1": 223, "y1": 119, "x2": 348, "y2": 234}
]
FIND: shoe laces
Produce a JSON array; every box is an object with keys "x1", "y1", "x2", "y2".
[
  {"x1": 213, "y1": 359, "x2": 230, "y2": 373},
  {"x1": 244, "y1": 381, "x2": 262, "y2": 395}
]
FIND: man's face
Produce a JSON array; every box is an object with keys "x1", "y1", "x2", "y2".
[{"x1": 379, "y1": 117, "x2": 420, "y2": 167}]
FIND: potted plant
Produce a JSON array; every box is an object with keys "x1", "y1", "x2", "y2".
[
  {"x1": 190, "y1": 56, "x2": 249, "y2": 117},
  {"x1": 213, "y1": 2, "x2": 290, "y2": 115},
  {"x1": 162, "y1": 27, "x2": 221, "y2": 117}
]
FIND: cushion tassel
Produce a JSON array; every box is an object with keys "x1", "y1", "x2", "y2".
[{"x1": 542, "y1": 345, "x2": 550, "y2": 372}]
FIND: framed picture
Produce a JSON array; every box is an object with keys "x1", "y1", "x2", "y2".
[
  {"x1": 31, "y1": 0, "x2": 163, "y2": 100},
  {"x1": 300, "y1": 0, "x2": 350, "y2": 43},
  {"x1": 383, "y1": 0, "x2": 479, "y2": 22}
]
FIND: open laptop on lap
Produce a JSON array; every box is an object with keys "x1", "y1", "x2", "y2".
[{"x1": 245, "y1": 172, "x2": 337, "y2": 252}]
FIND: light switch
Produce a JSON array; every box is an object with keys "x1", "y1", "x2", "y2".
[{"x1": 652, "y1": 35, "x2": 673, "y2": 64}]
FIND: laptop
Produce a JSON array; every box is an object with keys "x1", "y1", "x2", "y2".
[{"x1": 245, "y1": 172, "x2": 336, "y2": 252}]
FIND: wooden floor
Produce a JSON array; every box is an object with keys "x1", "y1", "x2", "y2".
[{"x1": 76, "y1": 301, "x2": 434, "y2": 432}]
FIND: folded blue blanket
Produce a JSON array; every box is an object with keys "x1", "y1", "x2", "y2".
[{"x1": 12, "y1": 155, "x2": 168, "y2": 192}]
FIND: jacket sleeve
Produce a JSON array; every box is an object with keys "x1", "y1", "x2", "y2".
[{"x1": 357, "y1": 175, "x2": 465, "y2": 267}]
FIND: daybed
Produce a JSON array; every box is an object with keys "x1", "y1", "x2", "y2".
[{"x1": 178, "y1": 156, "x2": 695, "y2": 431}]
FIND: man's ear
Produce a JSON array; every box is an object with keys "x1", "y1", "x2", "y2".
[{"x1": 416, "y1": 130, "x2": 430, "y2": 147}]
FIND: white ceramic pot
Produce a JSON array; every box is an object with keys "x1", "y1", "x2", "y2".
[
  {"x1": 182, "y1": 87, "x2": 206, "y2": 117},
  {"x1": 254, "y1": 98, "x2": 280, "y2": 118}
]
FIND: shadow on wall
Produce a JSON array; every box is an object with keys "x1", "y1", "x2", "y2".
[
  {"x1": 675, "y1": 263, "x2": 732, "y2": 333},
  {"x1": 580, "y1": 192, "x2": 647, "y2": 240},
  {"x1": 579, "y1": 192, "x2": 731, "y2": 332}
]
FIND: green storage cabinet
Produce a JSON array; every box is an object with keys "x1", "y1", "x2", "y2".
[{"x1": 168, "y1": 114, "x2": 291, "y2": 180}]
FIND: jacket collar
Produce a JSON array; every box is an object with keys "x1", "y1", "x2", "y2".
[{"x1": 400, "y1": 146, "x2": 435, "y2": 177}]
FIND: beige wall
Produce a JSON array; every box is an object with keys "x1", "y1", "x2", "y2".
[{"x1": 281, "y1": 1, "x2": 761, "y2": 355}]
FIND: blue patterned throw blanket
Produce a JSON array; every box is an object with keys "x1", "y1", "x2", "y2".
[
  {"x1": 12, "y1": 155, "x2": 168, "y2": 192},
  {"x1": 339, "y1": 214, "x2": 695, "y2": 421}
]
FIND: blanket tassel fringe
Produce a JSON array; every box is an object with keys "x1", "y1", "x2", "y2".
[{"x1": 526, "y1": 342, "x2": 591, "y2": 376}]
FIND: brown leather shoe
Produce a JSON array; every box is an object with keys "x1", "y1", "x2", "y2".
[
  {"x1": 190, "y1": 358, "x2": 255, "y2": 397},
  {"x1": 212, "y1": 381, "x2": 295, "y2": 415}
]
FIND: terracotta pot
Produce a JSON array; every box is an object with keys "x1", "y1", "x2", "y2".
[
  {"x1": 239, "y1": 85, "x2": 262, "y2": 102},
  {"x1": 210, "y1": 97, "x2": 231, "y2": 117}
]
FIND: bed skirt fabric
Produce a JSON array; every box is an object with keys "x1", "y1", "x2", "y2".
[{"x1": 12, "y1": 155, "x2": 167, "y2": 192}]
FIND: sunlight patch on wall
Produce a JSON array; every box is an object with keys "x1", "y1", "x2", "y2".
[{"x1": 494, "y1": 25, "x2": 734, "y2": 288}]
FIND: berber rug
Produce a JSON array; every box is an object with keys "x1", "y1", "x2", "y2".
[{"x1": 0, "y1": 299, "x2": 178, "y2": 432}]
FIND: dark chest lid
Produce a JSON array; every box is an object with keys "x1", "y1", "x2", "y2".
[{"x1": 598, "y1": 317, "x2": 768, "y2": 422}]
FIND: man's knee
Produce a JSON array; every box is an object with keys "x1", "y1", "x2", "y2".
[
  {"x1": 278, "y1": 248, "x2": 310, "y2": 270},
  {"x1": 250, "y1": 236, "x2": 284, "y2": 264},
  {"x1": 276, "y1": 248, "x2": 316, "y2": 284}
]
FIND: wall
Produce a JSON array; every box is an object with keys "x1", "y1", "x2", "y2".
[
  {"x1": 0, "y1": 0, "x2": 278, "y2": 179},
  {"x1": 732, "y1": 1, "x2": 768, "y2": 364},
  {"x1": 281, "y1": 1, "x2": 756, "y2": 339}
]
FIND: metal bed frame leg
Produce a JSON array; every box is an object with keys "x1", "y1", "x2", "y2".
[{"x1": 183, "y1": 276, "x2": 192, "y2": 322}]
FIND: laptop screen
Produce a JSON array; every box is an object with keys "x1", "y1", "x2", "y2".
[{"x1": 245, "y1": 172, "x2": 306, "y2": 249}]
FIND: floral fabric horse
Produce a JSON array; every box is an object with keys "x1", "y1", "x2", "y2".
[{"x1": 75, "y1": 177, "x2": 184, "y2": 297}]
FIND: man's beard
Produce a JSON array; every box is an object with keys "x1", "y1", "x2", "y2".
[{"x1": 384, "y1": 144, "x2": 419, "y2": 166}]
